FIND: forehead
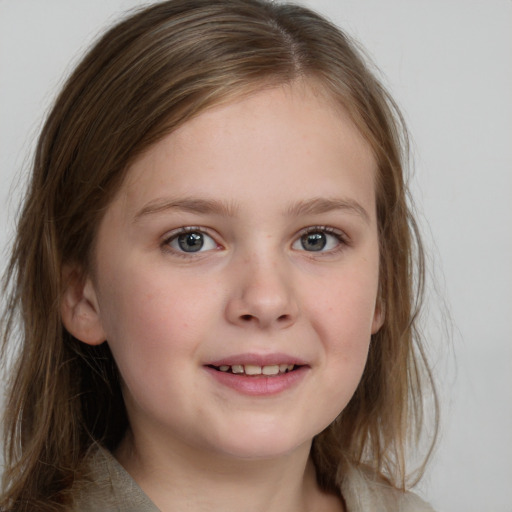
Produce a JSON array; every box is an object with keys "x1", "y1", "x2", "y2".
[{"x1": 113, "y1": 81, "x2": 377, "y2": 219}]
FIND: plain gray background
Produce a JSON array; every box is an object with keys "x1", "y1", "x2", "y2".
[{"x1": 1, "y1": 1, "x2": 511, "y2": 511}]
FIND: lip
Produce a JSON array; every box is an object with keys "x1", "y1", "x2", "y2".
[
  {"x1": 204, "y1": 353, "x2": 310, "y2": 397},
  {"x1": 207, "y1": 352, "x2": 308, "y2": 367}
]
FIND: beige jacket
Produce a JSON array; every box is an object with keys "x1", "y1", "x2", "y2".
[{"x1": 72, "y1": 447, "x2": 435, "y2": 512}]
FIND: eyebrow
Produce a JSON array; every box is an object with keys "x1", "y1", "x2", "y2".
[
  {"x1": 134, "y1": 196, "x2": 370, "y2": 224},
  {"x1": 134, "y1": 197, "x2": 239, "y2": 221},
  {"x1": 285, "y1": 197, "x2": 371, "y2": 224}
]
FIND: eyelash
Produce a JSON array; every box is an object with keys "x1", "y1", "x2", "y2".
[
  {"x1": 161, "y1": 226, "x2": 219, "y2": 258},
  {"x1": 294, "y1": 226, "x2": 349, "y2": 254},
  {"x1": 161, "y1": 225, "x2": 349, "y2": 257}
]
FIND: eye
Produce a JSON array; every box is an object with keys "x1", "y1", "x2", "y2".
[
  {"x1": 292, "y1": 227, "x2": 345, "y2": 252},
  {"x1": 166, "y1": 229, "x2": 218, "y2": 253}
]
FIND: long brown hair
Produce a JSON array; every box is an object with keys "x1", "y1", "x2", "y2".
[{"x1": 1, "y1": 0, "x2": 437, "y2": 509}]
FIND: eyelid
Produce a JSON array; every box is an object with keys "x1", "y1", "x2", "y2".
[
  {"x1": 292, "y1": 225, "x2": 349, "y2": 252},
  {"x1": 299, "y1": 225, "x2": 348, "y2": 239},
  {"x1": 161, "y1": 226, "x2": 221, "y2": 255},
  {"x1": 160, "y1": 225, "x2": 349, "y2": 256}
]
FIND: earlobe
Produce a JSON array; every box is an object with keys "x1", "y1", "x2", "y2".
[
  {"x1": 61, "y1": 267, "x2": 106, "y2": 346},
  {"x1": 371, "y1": 300, "x2": 385, "y2": 335}
]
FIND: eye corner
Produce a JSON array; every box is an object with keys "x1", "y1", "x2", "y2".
[
  {"x1": 292, "y1": 225, "x2": 349, "y2": 254},
  {"x1": 162, "y1": 226, "x2": 222, "y2": 256}
]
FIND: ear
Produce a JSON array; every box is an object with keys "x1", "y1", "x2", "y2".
[
  {"x1": 61, "y1": 266, "x2": 106, "y2": 346},
  {"x1": 371, "y1": 299, "x2": 385, "y2": 335}
]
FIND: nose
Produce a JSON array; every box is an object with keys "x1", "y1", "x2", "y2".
[{"x1": 224, "y1": 253, "x2": 299, "y2": 330}]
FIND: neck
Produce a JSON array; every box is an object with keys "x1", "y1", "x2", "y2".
[{"x1": 115, "y1": 430, "x2": 342, "y2": 512}]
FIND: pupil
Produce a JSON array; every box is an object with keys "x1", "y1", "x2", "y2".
[
  {"x1": 178, "y1": 232, "x2": 203, "y2": 252},
  {"x1": 302, "y1": 232, "x2": 326, "y2": 251}
]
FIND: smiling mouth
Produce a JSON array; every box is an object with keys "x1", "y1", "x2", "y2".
[{"x1": 207, "y1": 364, "x2": 298, "y2": 376}]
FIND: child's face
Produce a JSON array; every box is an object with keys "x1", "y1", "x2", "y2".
[{"x1": 80, "y1": 82, "x2": 383, "y2": 460}]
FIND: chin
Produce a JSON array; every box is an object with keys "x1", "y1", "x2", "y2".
[
  {"x1": 220, "y1": 441, "x2": 308, "y2": 461},
  {"x1": 207, "y1": 423, "x2": 315, "y2": 461}
]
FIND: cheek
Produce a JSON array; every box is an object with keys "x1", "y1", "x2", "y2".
[
  {"x1": 94, "y1": 271, "x2": 212, "y2": 421},
  {"x1": 95, "y1": 268, "x2": 217, "y2": 377},
  {"x1": 100, "y1": 259, "x2": 215, "y2": 329},
  {"x1": 311, "y1": 265, "x2": 379, "y2": 336},
  {"x1": 97, "y1": 263, "x2": 232, "y2": 371},
  {"x1": 305, "y1": 262, "x2": 379, "y2": 378}
]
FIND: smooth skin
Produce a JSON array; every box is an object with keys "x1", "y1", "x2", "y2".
[{"x1": 62, "y1": 80, "x2": 383, "y2": 512}]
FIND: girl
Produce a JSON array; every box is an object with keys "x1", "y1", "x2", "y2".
[{"x1": 1, "y1": 1, "x2": 438, "y2": 510}]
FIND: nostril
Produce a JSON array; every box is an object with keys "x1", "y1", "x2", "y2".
[
  {"x1": 277, "y1": 314, "x2": 290, "y2": 322},
  {"x1": 240, "y1": 314, "x2": 253, "y2": 322}
]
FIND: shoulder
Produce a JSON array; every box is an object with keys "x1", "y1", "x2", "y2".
[
  {"x1": 70, "y1": 445, "x2": 160, "y2": 512},
  {"x1": 339, "y1": 464, "x2": 436, "y2": 512}
]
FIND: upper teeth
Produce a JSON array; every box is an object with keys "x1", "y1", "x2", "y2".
[{"x1": 217, "y1": 364, "x2": 295, "y2": 375}]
